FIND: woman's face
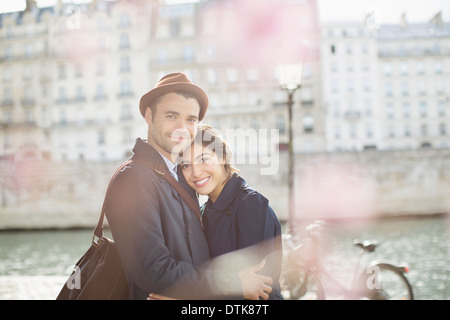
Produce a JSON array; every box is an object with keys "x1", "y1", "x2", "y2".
[{"x1": 181, "y1": 143, "x2": 228, "y2": 203}]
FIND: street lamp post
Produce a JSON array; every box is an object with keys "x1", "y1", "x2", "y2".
[{"x1": 278, "y1": 63, "x2": 303, "y2": 230}]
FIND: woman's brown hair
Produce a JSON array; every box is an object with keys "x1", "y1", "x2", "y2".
[{"x1": 193, "y1": 124, "x2": 239, "y2": 177}]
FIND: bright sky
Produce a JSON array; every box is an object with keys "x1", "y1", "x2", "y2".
[{"x1": 0, "y1": 0, "x2": 449, "y2": 23}]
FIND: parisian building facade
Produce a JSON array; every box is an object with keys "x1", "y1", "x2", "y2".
[
  {"x1": 322, "y1": 12, "x2": 450, "y2": 152},
  {"x1": 0, "y1": 0, "x2": 449, "y2": 164}
]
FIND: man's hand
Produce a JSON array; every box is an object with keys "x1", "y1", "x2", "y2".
[{"x1": 238, "y1": 260, "x2": 273, "y2": 300}]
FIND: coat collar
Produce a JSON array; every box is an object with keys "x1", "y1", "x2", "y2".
[
  {"x1": 207, "y1": 174, "x2": 246, "y2": 211},
  {"x1": 131, "y1": 138, "x2": 166, "y2": 167}
]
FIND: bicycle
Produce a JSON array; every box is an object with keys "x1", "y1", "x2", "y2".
[{"x1": 280, "y1": 220, "x2": 414, "y2": 300}]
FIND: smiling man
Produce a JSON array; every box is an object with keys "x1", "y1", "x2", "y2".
[{"x1": 104, "y1": 73, "x2": 273, "y2": 300}]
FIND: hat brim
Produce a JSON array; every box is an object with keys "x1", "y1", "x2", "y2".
[{"x1": 139, "y1": 82, "x2": 208, "y2": 121}]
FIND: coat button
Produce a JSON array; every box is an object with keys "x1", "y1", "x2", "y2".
[
  {"x1": 226, "y1": 209, "x2": 231, "y2": 216},
  {"x1": 187, "y1": 226, "x2": 192, "y2": 235}
]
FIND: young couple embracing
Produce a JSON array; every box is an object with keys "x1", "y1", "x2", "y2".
[{"x1": 105, "y1": 73, "x2": 283, "y2": 300}]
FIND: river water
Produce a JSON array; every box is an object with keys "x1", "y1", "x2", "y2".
[{"x1": 0, "y1": 216, "x2": 448, "y2": 300}]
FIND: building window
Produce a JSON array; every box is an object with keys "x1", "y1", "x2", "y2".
[
  {"x1": 25, "y1": 109, "x2": 34, "y2": 124},
  {"x1": 402, "y1": 102, "x2": 410, "y2": 118},
  {"x1": 208, "y1": 92, "x2": 219, "y2": 109},
  {"x1": 74, "y1": 63, "x2": 83, "y2": 77},
  {"x1": 120, "y1": 55, "x2": 131, "y2": 72},
  {"x1": 364, "y1": 100, "x2": 372, "y2": 117},
  {"x1": 122, "y1": 127, "x2": 132, "y2": 143},
  {"x1": 59, "y1": 109, "x2": 66, "y2": 125},
  {"x1": 435, "y1": 79, "x2": 444, "y2": 95},
  {"x1": 303, "y1": 115, "x2": 314, "y2": 133},
  {"x1": 330, "y1": 62, "x2": 338, "y2": 73},
  {"x1": 385, "y1": 82, "x2": 393, "y2": 96},
  {"x1": 418, "y1": 80, "x2": 427, "y2": 95},
  {"x1": 95, "y1": 83, "x2": 106, "y2": 100},
  {"x1": 434, "y1": 61, "x2": 443, "y2": 74},
  {"x1": 206, "y1": 68, "x2": 218, "y2": 84},
  {"x1": 347, "y1": 78, "x2": 354, "y2": 92},
  {"x1": 183, "y1": 46, "x2": 194, "y2": 62},
  {"x1": 229, "y1": 92, "x2": 239, "y2": 106},
  {"x1": 349, "y1": 123, "x2": 357, "y2": 139},
  {"x1": 383, "y1": 63, "x2": 392, "y2": 76},
  {"x1": 250, "y1": 117, "x2": 259, "y2": 130},
  {"x1": 404, "y1": 124, "x2": 411, "y2": 137},
  {"x1": 346, "y1": 44, "x2": 352, "y2": 55},
  {"x1": 97, "y1": 60, "x2": 105, "y2": 76},
  {"x1": 334, "y1": 124, "x2": 341, "y2": 140},
  {"x1": 121, "y1": 104, "x2": 132, "y2": 121},
  {"x1": 4, "y1": 109, "x2": 12, "y2": 124},
  {"x1": 361, "y1": 43, "x2": 369, "y2": 54},
  {"x1": 303, "y1": 63, "x2": 312, "y2": 78},
  {"x1": 421, "y1": 124, "x2": 428, "y2": 136},
  {"x1": 399, "y1": 62, "x2": 408, "y2": 75},
  {"x1": 226, "y1": 68, "x2": 238, "y2": 83},
  {"x1": 97, "y1": 17, "x2": 107, "y2": 30},
  {"x1": 120, "y1": 80, "x2": 132, "y2": 97},
  {"x1": 119, "y1": 13, "x2": 131, "y2": 28},
  {"x1": 98, "y1": 130, "x2": 106, "y2": 145},
  {"x1": 58, "y1": 64, "x2": 66, "y2": 79},
  {"x1": 98, "y1": 37, "x2": 106, "y2": 51},
  {"x1": 248, "y1": 92, "x2": 260, "y2": 106},
  {"x1": 386, "y1": 102, "x2": 394, "y2": 119},
  {"x1": 119, "y1": 33, "x2": 130, "y2": 50},
  {"x1": 170, "y1": 18, "x2": 180, "y2": 38},
  {"x1": 331, "y1": 80, "x2": 339, "y2": 94},
  {"x1": 25, "y1": 43, "x2": 33, "y2": 58},
  {"x1": 276, "y1": 115, "x2": 285, "y2": 134},
  {"x1": 416, "y1": 61, "x2": 425, "y2": 74},
  {"x1": 157, "y1": 48, "x2": 168, "y2": 64},
  {"x1": 246, "y1": 68, "x2": 259, "y2": 82},
  {"x1": 437, "y1": 100, "x2": 446, "y2": 117},
  {"x1": 362, "y1": 78, "x2": 371, "y2": 92},
  {"x1": 4, "y1": 87, "x2": 12, "y2": 101},
  {"x1": 401, "y1": 81, "x2": 409, "y2": 96},
  {"x1": 57, "y1": 87, "x2": 67, "y2": 104},
  {"x1": 4, "y1": 46, "x2": 12, "y2": 60},
  {"x1": 365, "y1": 123, "x2": 373, "y2": 138},
  {"x1": 388, "y1": 125, "x2": 395, "y2": 138},
  {"x1": 439, "y1": 124, "x2": 446, "y2": 135},
  {"x1": 419, "y1": 101, "x2": 427, "y2": 117},
  {"x1": 75, "y1": 85, "x2": 85, "y2": 102},
  {"x1": 330, "y1": 44, "x2": 336, "y2": 54}
]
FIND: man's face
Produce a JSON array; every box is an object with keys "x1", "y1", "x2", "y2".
[{"x1": 145, "y1": 92, "x2": 200, "y2": 163}]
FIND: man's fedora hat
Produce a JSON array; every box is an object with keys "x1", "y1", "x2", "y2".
[{"x1": 139, "y1": 72, "x2": 209, "y2": 121}]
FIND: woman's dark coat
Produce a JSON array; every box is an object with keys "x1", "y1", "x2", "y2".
[{"x1": 201, "y1": 174, "x2": 283, "y2": 300}]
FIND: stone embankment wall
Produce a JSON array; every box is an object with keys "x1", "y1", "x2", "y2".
[{"x1": 1, "y1": 149, "x2": 449, "y2": 229}]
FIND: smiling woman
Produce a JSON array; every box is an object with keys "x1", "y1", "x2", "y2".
[{"x1": 180, "y1": 124, "x2": 284, "y2": 300}]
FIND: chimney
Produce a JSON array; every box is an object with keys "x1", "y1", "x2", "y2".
[
  {"x1": 430, "y1": 11, "x2": 443, "y2": 28},
  {"x1": 25, "y1": 0, "x2": 37, "y2": 12},
  {"x1": 400, "y1": 12, "x2": 408, "y2": 28}
]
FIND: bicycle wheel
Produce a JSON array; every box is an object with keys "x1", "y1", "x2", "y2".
[
  {"x1": 359, "y1": 263, "x2": 414, "y2": 300},
  {"x1": 280, "y1": 265, "x2": 325, "y2": 300}
]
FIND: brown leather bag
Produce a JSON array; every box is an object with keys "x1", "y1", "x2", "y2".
[{"x1": 56, "y1": 161, "x2": 131, "y2": 300}]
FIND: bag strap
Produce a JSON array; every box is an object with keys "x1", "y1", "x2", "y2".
[
  {"x1": 93, "y1": 160, "x2": 132, "y2": 243},
  {"x1": 136, "y1": 159, "x2": 202, "y2": 223},
  {"x1": 93, "y1": 157, "x2": 203, "y2": 243}
]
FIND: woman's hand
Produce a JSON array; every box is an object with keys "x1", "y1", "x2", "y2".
[{"x1": 238, "y1": 260, "x2": 273, "y2": 300}]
